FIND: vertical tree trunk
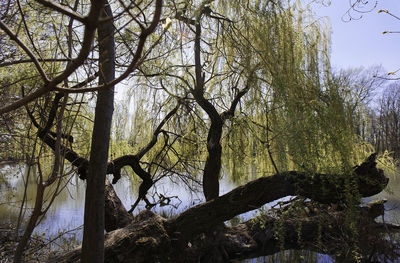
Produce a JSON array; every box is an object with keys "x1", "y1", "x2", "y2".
[
  {"x1": 192, "y1": 20, "x2": 223, "y2": 201},
  {"x1": 202, "y1": 122, "x2": 223, "y2": 201},
  {"x1": 81, "y1": 1, "x2": 114, "y2": 262}
]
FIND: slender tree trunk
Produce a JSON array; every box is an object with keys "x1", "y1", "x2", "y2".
[
  {"x1": 190, "y1": 14, "x2": 251, "y2": 201},
  {"x1": 13, "y1": 182, "x2": 45, "y2": 263},
  {"x1": 192, "y1": 20, "x2": 223, "y2": 201},
  {"x1": 81, "y1": 1, "x2": 115, "y2": 262}
]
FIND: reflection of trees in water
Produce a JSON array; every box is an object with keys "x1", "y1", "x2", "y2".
[
  {"x1": 371, "y1": 167, "x2": 400, "y2": 225},
  {"x1": 0, "y1": 165, "x2": 81, "y2": 225},
  {"x1": 0, "y1": 165, "x2": 31, "y2": 223},
  {"x1": 252, "y1": 249, "x2": 325, "y2": 263},
  {"x1": 0, "y1": 164, "x2": 191, "y2": 234}
]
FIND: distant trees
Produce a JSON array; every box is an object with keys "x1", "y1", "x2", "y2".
[
  {"x1": 374, "y1": 83, "x2": 400, "y2": 159},
  {"x1": 343, "y1": 1, "x2": 400, "y2": 161},
  {"x1": 338, "y1": 1, "x2": 400, "y2": 161},
  {"x1": 327, "y1": 67, "x2": 400, "y2": 162}
]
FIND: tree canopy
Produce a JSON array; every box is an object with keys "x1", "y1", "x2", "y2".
[{"x1": 0, "y1": 0, "x2": 398, "y2": 262}]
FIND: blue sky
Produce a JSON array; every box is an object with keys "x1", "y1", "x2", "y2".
[{"x1": 313, "y1": 1, "x2": 400, "y2": 73}]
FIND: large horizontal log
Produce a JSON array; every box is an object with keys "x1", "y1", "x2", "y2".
[{"x1": 167, "y1": 154, "x2": 388, "y2": 238}]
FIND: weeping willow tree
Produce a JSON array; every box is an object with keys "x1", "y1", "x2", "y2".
[
  {"x1": 224, "y1": 1, "x2": 359, "y2": 176},
  {"x1": 119, "y1": 0, "x2": 369, "y2": 186}
]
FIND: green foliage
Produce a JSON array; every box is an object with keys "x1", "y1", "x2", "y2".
[{"x1": 214, "y1": 1, "x2": 363, "y2": 180}]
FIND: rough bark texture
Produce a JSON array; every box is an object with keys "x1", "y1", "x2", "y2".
[
  {"x1": 81, "y1": 2, "x2": 115, "y2": 262},
  {"x1": 48, "y1": 155, "x2": 396, "y2": 262},
  {"x1": 49, "y1": 211, "x2": 170, "y2": 263},
  {"x1": 104, "y1": 179, "x2": 133, "y2": 232}
]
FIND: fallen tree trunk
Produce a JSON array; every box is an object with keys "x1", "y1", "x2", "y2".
[
  {"x1": 167, "y1": 155, "x2": 388, "y2": 238},
  {"x1": 49, "y1": 155, "x2": 394, "y2": 262},
  {"x1": 181, "y1": 200, "x2": 399, "y2": 262},
  {"x1": 104, "y1": 179, "x2": 133, "y2": 232}
]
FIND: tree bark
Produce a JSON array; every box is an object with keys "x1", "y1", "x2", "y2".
[
  {"x1": 191, "y1": 16, "x2": 251, "y2": 201},
  {"x1": 81, "y1": 2, "x2": 115, "y2": 262},
  {"x1": 181, "y1": 200, "x2": 398, "y2": 262},
  {"x1": 192, "y1": 20, "x2": 223, "y2": 201},
  {"x1": 49, "y1": 202, "x2": 398, "y2": 263},
  {"x1": 104, "y1": 179, "x2": 133, "y2": 232},
  {"x1": 13, "y1": 182, "x2": 45, "y2": 263}
]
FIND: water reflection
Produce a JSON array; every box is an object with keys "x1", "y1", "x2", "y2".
[
  {"x1": 0, "y1": 164, "x2": 238, "y2": 237},
  {"x1": 364, "y1": 168, "x2": 400, "y2": 225},
  {"x1": 0, "y1": 163, "x2": 398, "y2": 262},
  {"x1": 243, "y1": 250, "x2": 333, "y2": 263}
]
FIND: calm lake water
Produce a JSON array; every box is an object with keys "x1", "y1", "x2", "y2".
[
  {"x1": 0, "y1": 163, "x2": 399, "y2": 262},
  {"x1": 0, "y1": 164, "x2": 243, "y2": 240}
]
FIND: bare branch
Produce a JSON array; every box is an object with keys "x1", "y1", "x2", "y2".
[
  {"x1": 53, "y1": 0, "x2": 164, "y2": 94},
  {"x1": 0, "y1": 20, "x2": 49, "y2": 82},
  {"x1": 0, "y1": 0, "x2": 104, "y2": 114},
  {"x1": 36, "y1": 0, "x2": 85, "y2": 23},
  {"x1": 0, "y1": 58, "x2": 71, "y2": 68},
  {"x1": 136, "y1": 102, "x2": 181, "y2": 159}
]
